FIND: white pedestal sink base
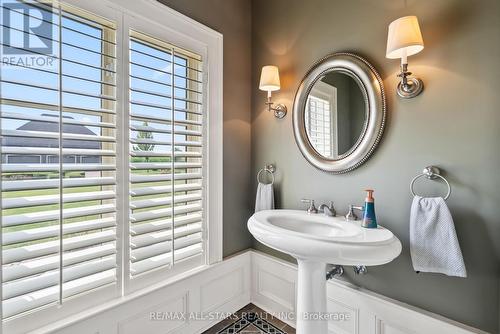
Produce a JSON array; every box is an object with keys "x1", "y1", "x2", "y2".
[
  {"x1": 248, "y1": 210, "x2": 402, "y2": 334},
  {"x1": 296, "y1": 260, "x2": 328, "y2": 334}
]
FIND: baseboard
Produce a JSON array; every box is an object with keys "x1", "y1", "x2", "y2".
[
  {"x1": 250, "y1": 250, "x2": 487, "y2": 334},
  {"x1": 28, "y1": 249, "x2": 486, "y2": 334}
]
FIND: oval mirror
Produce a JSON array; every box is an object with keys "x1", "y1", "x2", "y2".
[{"x1": 293, "y1": 53, "x2": 386, "y2": 173}]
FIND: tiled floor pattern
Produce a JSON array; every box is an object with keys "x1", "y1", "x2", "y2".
[{"x1": 202, "y1": 304, "x2": 295, "y2": 334}]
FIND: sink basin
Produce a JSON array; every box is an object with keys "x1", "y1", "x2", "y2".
[
  {"x1": 248, "y1": 209, "x2": 402, "y2": 334},
  {"x1": 249, "y1": 209, "x2": 401, "y2": 266}
]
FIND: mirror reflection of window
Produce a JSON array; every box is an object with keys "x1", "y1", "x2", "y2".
[
  {"x1": 304, "y1": 72, "x2": 366, "y2": 159},
  {"x1": 305, "y1": 81, "x2": 337, "y2": 158}
]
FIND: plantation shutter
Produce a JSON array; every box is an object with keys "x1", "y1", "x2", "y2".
[
  {"x1": 1, "y1": 1, "x2": 118, "y2": 317},
  {"x1": 128, "y1": 31, "x2": 205, "y2": 277}
]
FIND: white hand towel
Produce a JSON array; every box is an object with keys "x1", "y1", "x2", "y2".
[
  {"x1": 410, "y1": 196, "x2": 466, "y2": 277},
  {"x1": 255, "y1": 183, "x2": 274, "y2": 212}
]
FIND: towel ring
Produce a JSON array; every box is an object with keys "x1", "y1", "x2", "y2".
[
  {"x1": 257, "y1": 164, "x2": 275, "y2": 185},
  {"x1": 410, "y1": 166, "x2": 451, "y2": 200}
]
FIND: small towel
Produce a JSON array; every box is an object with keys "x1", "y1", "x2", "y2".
[
  {"x1": 255, "y1": 183, "x2": 274, "y2": 212},
  {"x1": 410, "y1": 196, "x2": 466, "y2": 277}
]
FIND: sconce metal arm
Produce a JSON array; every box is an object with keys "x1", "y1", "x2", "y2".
[
  {"x1": 265, "y1": 96, "x2": 287, "y2": 119},
  {"x1": 396, "y1": 63, "x2": 423, "y2": 99}
]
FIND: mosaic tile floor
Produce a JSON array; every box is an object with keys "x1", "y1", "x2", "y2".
[{"x1": 202, "y1": 304, "x2": 295, "y2": 334}]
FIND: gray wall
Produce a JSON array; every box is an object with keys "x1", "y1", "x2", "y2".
[
  {"x1": 251, "y1": 0, "x2": 500, "y2": 333},
  {"x1": 157, "y1": 0, "x2": 254, "y2": 257}
]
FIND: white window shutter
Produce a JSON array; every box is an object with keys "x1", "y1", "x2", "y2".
[
  {"x1": 128, "y1": 31, "x2": 205, "y2": 278},
  {"x1": 1, "y1": 0, "x2": 118, "y2": 318}
]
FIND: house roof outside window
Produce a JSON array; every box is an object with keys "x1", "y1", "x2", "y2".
[{"x1": 2, "y1": 114, "x2": 100, "y2": 150}]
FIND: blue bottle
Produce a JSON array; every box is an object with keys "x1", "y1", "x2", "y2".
[{"x1": 362, "y1": 189, "x2": 377, "y2": 228}]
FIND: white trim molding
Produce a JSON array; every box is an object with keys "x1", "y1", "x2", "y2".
[{"x1": 20, "y1": 250, "x2": 486, "y2": 334}]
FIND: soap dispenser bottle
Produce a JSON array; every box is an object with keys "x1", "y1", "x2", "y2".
[{"x1": 362, "y1": 189, "x2": 377, "y2": 228}]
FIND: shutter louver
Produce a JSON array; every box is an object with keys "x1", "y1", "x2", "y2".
[
  {"x1": 1, "y1": 0, "x2": 117, "y2": 318},
  {"x1": 128, "y1": 31, "x2": 204, "y2": 277}
]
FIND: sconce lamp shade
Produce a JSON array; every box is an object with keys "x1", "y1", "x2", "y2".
[
  {"x1": 386, "y1": 16, "x2": 424, "y2": 59},
  {"x1": 259, "y1": 65, "x2": 281, "y2": 91}
]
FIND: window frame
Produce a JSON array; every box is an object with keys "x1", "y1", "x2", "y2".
[
  {"x1": 111, "y1": 0, "x2": 223, "y2": 269},
  {"x1": 1, "y1": 0, "x2": 223, "y2": 331}
]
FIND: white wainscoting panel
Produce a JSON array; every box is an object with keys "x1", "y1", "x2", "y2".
[
  {"x1": 250, "y1": 251, "x2": 486, "y2": 334},
  {"x1": 252, "y1": 254, "x2": 296, "y2": 315},
  {"x1": 118, "y1": 292, "x2": 188, "y2": 334},
  {"x1": 41, "y1": 252, "x2": 251, "y2": 334},
  {"x1": 27, "y1": 250, "x2": 485, "y2": 334},
  {"x1": 327, "y1": 296, "x2": 359, "y2": 334},
  {"x1": 200, "y1": 267, "x2": 244, "y2": 312}
]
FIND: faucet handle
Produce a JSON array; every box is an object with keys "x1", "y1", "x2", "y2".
[
  {"x1": 345, "y1": 204, "x2": 363, "y2": 221},
  {"x1": 328, "y1": 201, "x2": 337, "y2": 217},
  {"x1": 301, "y1": 199, "x2": 318, "y2": 214}
]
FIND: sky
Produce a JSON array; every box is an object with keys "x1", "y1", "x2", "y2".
[{"x1": 1, "y1": 0, "x2": 202, "y2": 155}]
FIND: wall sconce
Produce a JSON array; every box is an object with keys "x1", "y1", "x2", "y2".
[
  {"x1": 259, "y1": 65, "x2": 287, "y2": 118},
  {"x1": 386, "y1": 16, "x2": 424, "y2": 99}
]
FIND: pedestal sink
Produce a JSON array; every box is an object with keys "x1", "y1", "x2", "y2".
[{"x1": 248, "y1": 209, "x2": 402, "y2": 334}]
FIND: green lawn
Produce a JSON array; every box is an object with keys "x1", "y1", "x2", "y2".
[{"x1": 2, "y1": 165, "x2": 200, "y2": 250}]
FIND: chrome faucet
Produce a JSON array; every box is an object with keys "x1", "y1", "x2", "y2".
[
  {"x1": 301, "y1": 199, "x2": 318, "y2": 214},
  {"x1": 318, "y1": 201, "x2": 336, "y2": 217},
  {"x1": 345, "y1": 204, "x2": 364, "y2": 221}
]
